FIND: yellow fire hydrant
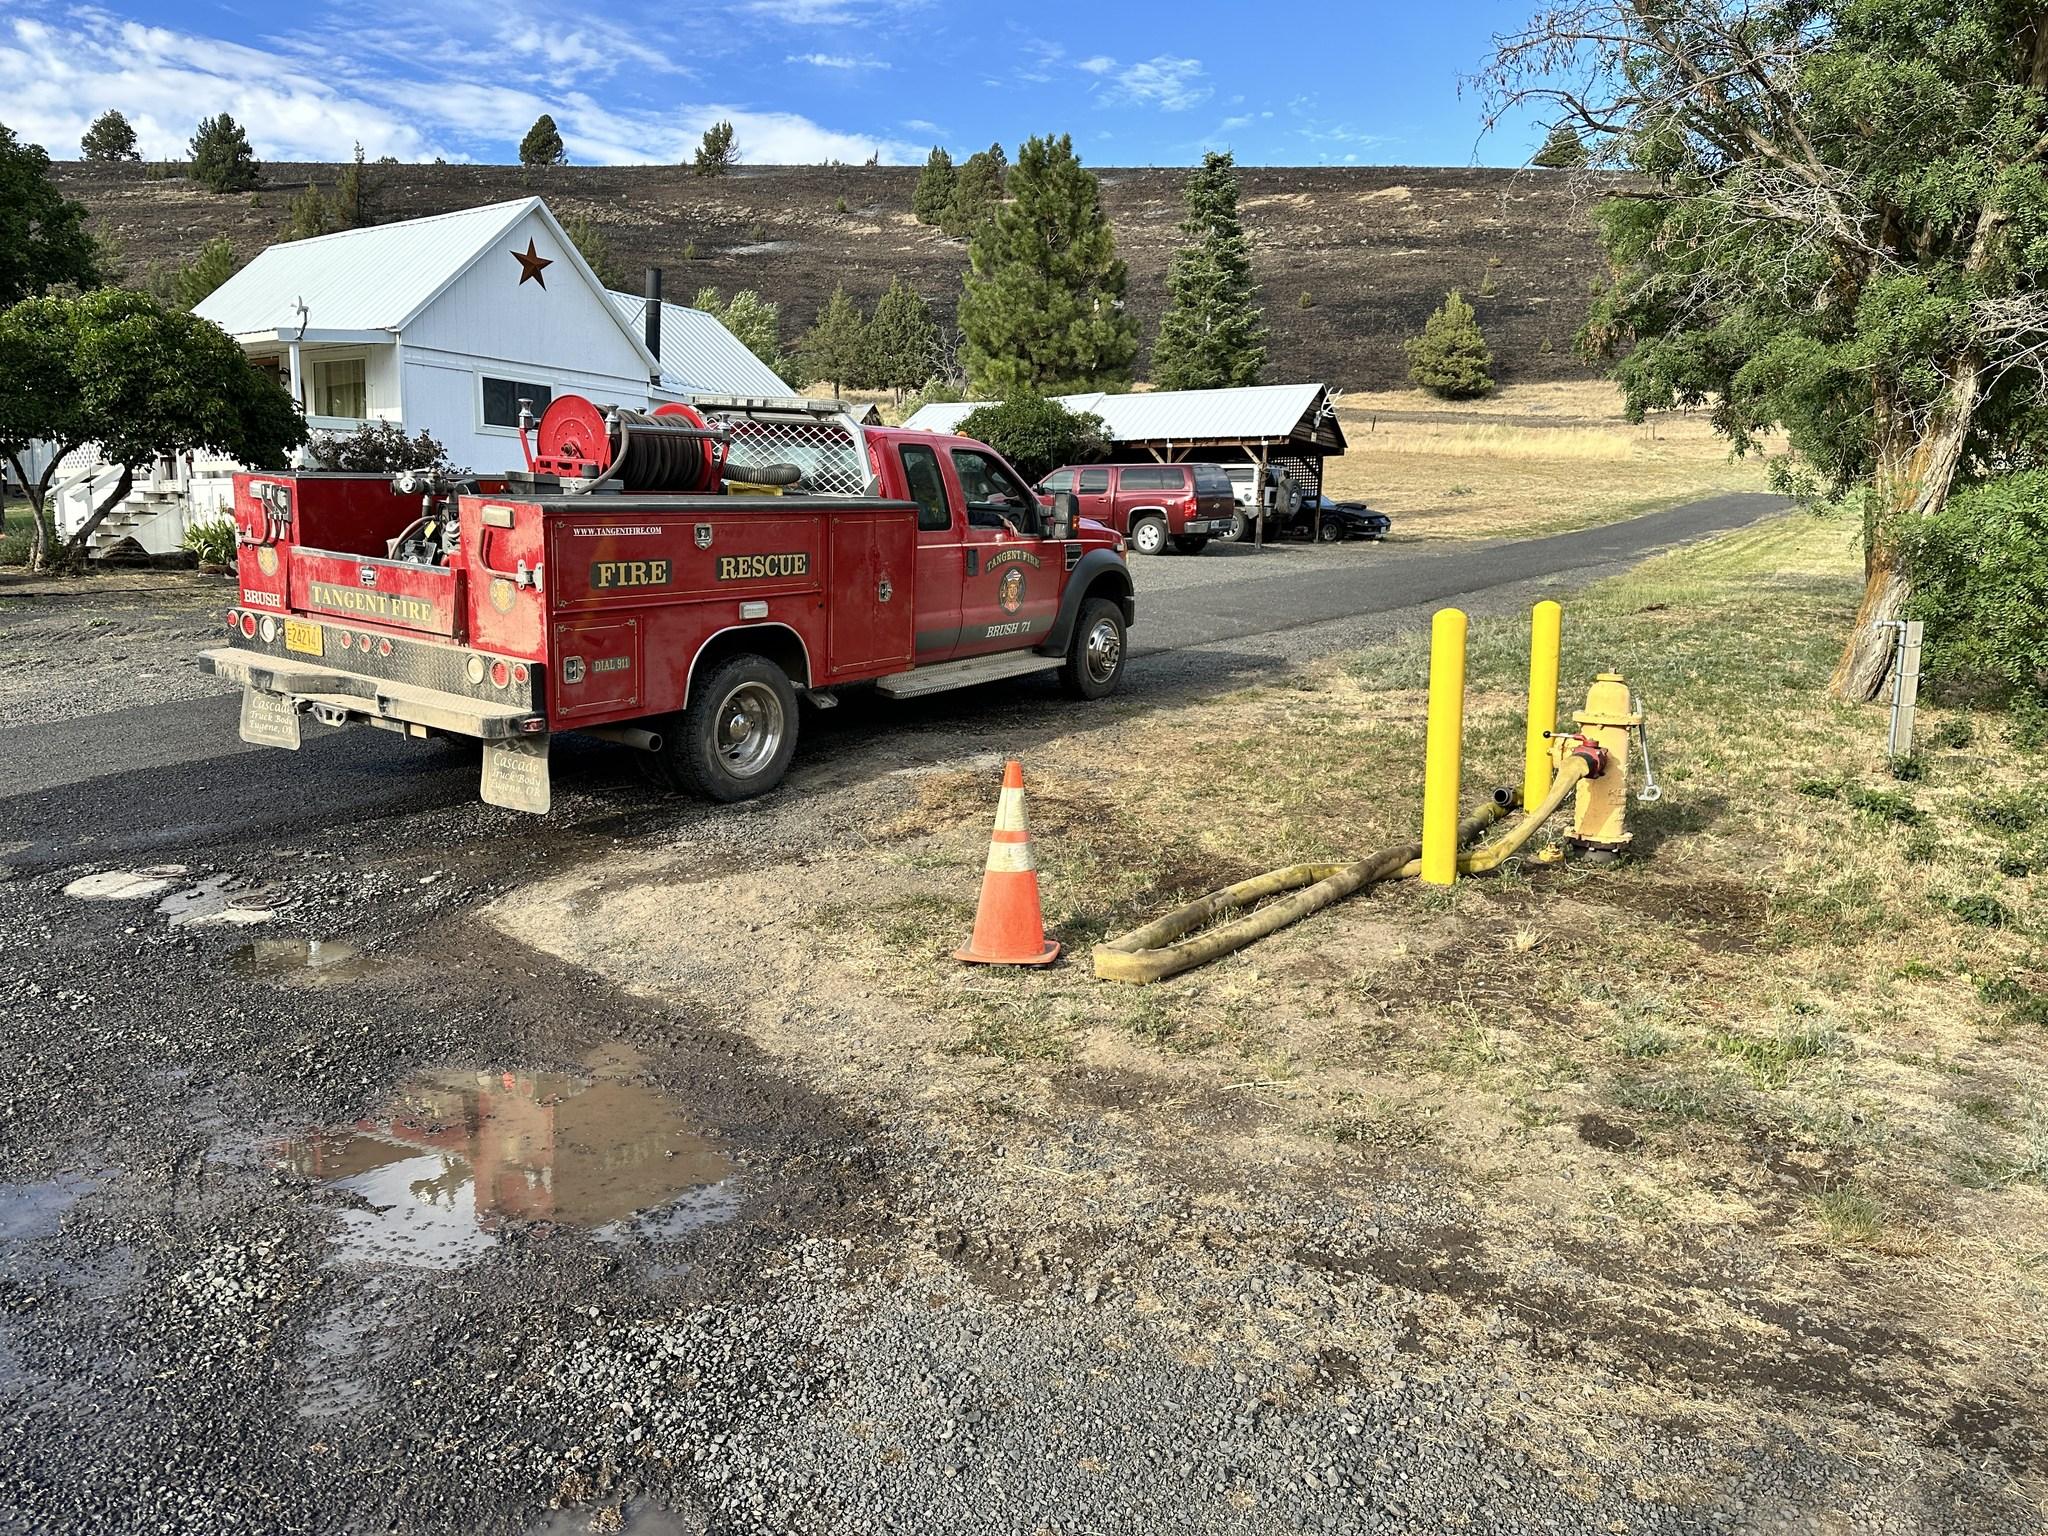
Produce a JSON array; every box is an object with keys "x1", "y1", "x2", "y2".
[{"x1": 1567, "y1": 672, "x2": 1644, "y2": 852}]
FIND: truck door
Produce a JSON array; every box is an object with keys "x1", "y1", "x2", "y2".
[
  {"x1": 898, "y1": 442, "x2": 966, "y2": 662},
  {"x1": 946, "y1": 446, "x2": 1062, "y2": 657},
  {"x1": 1073, "y1": 465, "x2": 1114, "y2": 532}
]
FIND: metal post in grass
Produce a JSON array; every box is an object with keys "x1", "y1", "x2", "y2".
[
  {"x1": 1524, "y1": 600, "x2": 1562, "y2": 814},
  {"x1": 1887, "y1": 619, "x2": 1923, "y2": 760},
  {"x1": 1421, "y1": 608, "x2": 1469, "y2": 886}
]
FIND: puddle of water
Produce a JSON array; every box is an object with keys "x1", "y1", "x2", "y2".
[
  {"x1": 232, "y1": 939, "x2": 383, "y2": 985},
  {"x1": 0, "y1": 1171, "x2": 104, "y2": 1242},
  {"x1": 157, "y1": 874, "x2": 276, "y2": 927},
  {"x1": 274, "y1": 1064, "x2": 732, "y2": 1267}
]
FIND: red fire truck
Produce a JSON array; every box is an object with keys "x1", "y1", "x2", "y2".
[{"x1": 200, "y1": 395, "x2": 1133, "y2": 813}]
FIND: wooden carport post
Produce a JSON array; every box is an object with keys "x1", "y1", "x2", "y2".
[{"x1": 1252, "y1": 445, "x2": 1268, "y2": 552}]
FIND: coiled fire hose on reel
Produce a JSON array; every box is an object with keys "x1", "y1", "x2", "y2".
[{"x1": 1090, "y1": 752, "x2": 1596, "y2": 985}]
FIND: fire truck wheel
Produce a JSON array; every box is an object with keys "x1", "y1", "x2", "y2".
[
  {"x1": 1060, "y1": 597, "x2": 1127, "y2": 700},
  {"x1": 668, "y1": 654, "x2": 800, "y2": 802}
]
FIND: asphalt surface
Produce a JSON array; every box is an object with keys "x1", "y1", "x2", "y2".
[{"x1": 18, "y1": 490, "x2": 2022, "y2": 1536}]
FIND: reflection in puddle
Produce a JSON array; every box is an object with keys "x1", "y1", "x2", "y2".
[
  {"x1": 0, "y1": 1171, "x2": 104, "y2": 1242},
  {"x1": 275, "y1": 1066, "x2": 732, "y2": 1267},
  {"x1": 233, "y1": 939, "x2": 383, "y2": 984}
]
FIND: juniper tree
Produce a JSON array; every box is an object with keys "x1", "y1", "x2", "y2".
[
  {"x1": 867, "y1": 279, "x2": 939, "y2": 399},
  {"x1": 1405, "y1": 291, "x2": 1494, "y2": 399},
  {"x1": 1150, "y1": 150, "x2": 1266, "y2": 390},
  {"x1": 942, "y1": 144, "x2": 1007, "y2": 237},
  {"x1": 80, "y1": 110, "x2": 139, "y2": 162},
  {"x1": 958, "y1": 134, "x2": 1135, "y2": 395},
  {"x1": 519, "y1": 114, "x2": 567, "y2": 167},
  {"x1": 801, "y1": 285, "x2": 871, "y2": 395},
  {"x1": 694, "y1": 121, "x2": 738, "y2": 177},
  {"x1": 693, "y1": 287, "x2": 790, "y2": 375},
  {"x1": 189, "y1": 113, "x2": 257, "y2": 193},
  {"x1": 1485, "y1": 0, "x2": 2048, "y2": 699},
  {"x1": 912, "y1": 146, "x2": 955, "y2": 226},
  {"x1": 1531, "y1": 123, "x2": 1587, "y2": 169}
]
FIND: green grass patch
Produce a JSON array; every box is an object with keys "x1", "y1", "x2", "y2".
[{"x1": 1809, "y1": 1186, "x2": 1884, "y2": 1246}]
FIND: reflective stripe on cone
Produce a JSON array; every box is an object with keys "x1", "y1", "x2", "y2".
[{"x1": 955, "y1": 758, "x2": 1060, "y2": 966}]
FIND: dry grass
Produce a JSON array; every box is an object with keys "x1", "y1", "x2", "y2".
[{"x1": 1326, "y1": 381, "x2": 1779, "y2": 540}]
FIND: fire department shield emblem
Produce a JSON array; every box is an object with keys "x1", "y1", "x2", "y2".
[
  {"x1": 997, "y1": 567, "x2": 1026, "y2": 615},
  {"x1": 694, "y1": 523, "x2": 713, "y2": 550}
]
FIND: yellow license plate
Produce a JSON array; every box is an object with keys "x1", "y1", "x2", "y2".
[{"x1": 283, "y1": 618, "x2": 323, "y2": 656}]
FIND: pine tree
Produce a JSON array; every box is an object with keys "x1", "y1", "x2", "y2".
[
  {"x1": 80, "y1": 111, "x2": 140, "y2": 163},
  {"x1": 912, "y1": 146, "x2": 955, "y2": 226},
  {"x1": 1531, "y1": 123, "x2": 1587, "y2": 169},
  {"x1": 283, "y1": 183, "x2": 338, "y2": 242},
  {"x1": 800, "y1": 286, "x2": 871, "y2": 396},
  {"x1": 333, "y1": 141, "x2": 372, "y2": 228},
  {"x1": 1149, "y1": 150, "x2": 1265, "y2": 391},
  {"x1": 562, "y1": 214, "x2": 621, "y2": 288},
  {"x1": 189, "y1": 114, "x2": 258, "y2": 193},
  {"x1": 866, "y1": 279, "x2": 939, "y2": 399},
  {"x1": 172, "y1": 236, "x2": 237, "y2": 308},
  {"x1": 958, "y1": 134, "x2": 1135, "y2": 396},
  {"x1": 519, "y1": 114, "x2": 567, "y2": 168},
  {"x1": 694, "y1": 121, "x2": 738, "y2": 177},
  {"x1": 1404, "y1": 291, "x2": 1494, "y2": 399},
  {"x1": 941, "y1": 144, "x2": 1007, "y2": 238},
  {"x1": 693, "y1": 287, "x2": 788, "y2": 373}
]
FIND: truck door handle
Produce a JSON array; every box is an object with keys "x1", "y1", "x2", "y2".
[{"x1": 965, "y1": 550, "x2": 979, "y2": 576}]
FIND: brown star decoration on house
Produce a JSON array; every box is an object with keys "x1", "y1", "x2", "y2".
[{"x1": 511, "y1": 239, "x2": 551, "y2": 288}]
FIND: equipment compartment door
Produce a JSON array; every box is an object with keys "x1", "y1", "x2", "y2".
[
  {"x1": 551, "y1": 618, "x2": 642, "y2": 719},
  {"x1": 826, "y1": 514, "x2": 914, "y2": 677}
]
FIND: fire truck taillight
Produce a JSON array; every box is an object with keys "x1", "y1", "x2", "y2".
[
  {"x1": 489, "y1": 660, "x2": 511, "y2": 689},
  {"x1": 338, "y1": 631, "x2": 352, "y2": 650},
  {"x1": 465, "y1": 654, "x2": 486, "y2": 685},
  {"x1": 238, "y1": 611, "x2": 257, "y2": 638},
  {"x1": 377, "y1": 637, "x2": 393, "y2": 658},
  {"x1": 225, "y1": 609, "x2": 239, "y2": 632},
  {"x1": 512, "y1": 663, "x2": 529, "y2": 685},
  {"x1": 259, "y1": 616, "x2": 278, "y2": 644}
]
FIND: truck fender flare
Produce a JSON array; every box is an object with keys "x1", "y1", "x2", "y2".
[
  {"x1": 1040, "y1": 550, "x2": 1136, "y2": 655},
  {"x1": 684, "y1": 622, "x2": 813, "y2": 706},
  {"x1": 1126, "y1": 505, "x2": 1169, "y2": 523}
]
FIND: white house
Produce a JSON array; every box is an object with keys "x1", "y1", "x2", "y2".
[{"x1": 56, "y1": 197, "x2": 789, "y2": 555}]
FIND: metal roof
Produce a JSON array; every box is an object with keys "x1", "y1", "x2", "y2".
[
  {"x1": 902, "y1": 383, "x2": 1344, "y2": 451},
  {"x1": 604, "y1": 292, "x2": 793, "y2": 398},
  {"x1": 194, "y1": 198, "x2": 656, "y2": 369}
]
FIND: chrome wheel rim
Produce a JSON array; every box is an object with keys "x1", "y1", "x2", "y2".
[
  {"x1": 715, "y1": 680, "x2": 785, "y2": 777},
  {"x1": 1085, "y1": 617, "x2": 1122, "y2": 683}
]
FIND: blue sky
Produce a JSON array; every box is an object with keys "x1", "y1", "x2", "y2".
[{"x1": 0, "y1": 0, "x2": 1547, "y2": 168}]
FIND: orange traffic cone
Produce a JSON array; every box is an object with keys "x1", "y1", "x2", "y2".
[{"x1": 955, "y1": 759, "x2": 1061, "y2": 966}]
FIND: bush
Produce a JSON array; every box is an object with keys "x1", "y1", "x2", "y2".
[
  {"x1": 307, "y1": 420, "x2": 454, "y2": 474},
  {"x1": 954, "y1": 394, "x2": 1108, "y2": 482},
  {"x1": 1405, "y1": 290, "x2": 1494, "y2": 399},
  {"x1": 1844, "y1": 785, "x2": 1920, "y2": 824},
  {"x1": 1951, "y1": 893, "x2": 2015, "y2": 928},
  {"x1": 1905, "y1": 471, "x2": 2048, "y2": 699},
  {"x1": 183, "y1": 516, "x2": 236, "y2": 567},
  {"x1": 1933, "y1": 718, "x2": 1976, "y2": 749}
]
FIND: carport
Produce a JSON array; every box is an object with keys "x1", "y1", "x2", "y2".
[{"x1": 903, "y1": 383, "x2": 1349, "y2": 540}]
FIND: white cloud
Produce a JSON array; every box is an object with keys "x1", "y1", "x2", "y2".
[
  {"x1": 902, "y1": 118, "x2": 942, "y2": 134},
  {"x1": 0, "y1": 6, "x2": 917, "y2": 164},
  {"x1": 786, "y1": 52, "x2": 886, "y2": 69},
  {"x1": 1076, "y1": 55, "x2": 1115, "y2": 75},
  {"x1": 1216, "y1": 114, "x2": 1253, "y2": 132},
  {"x1": 1105, "y1": 55, "x2": 1210, "y2": 112}
]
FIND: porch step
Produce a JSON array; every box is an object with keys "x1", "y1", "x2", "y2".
[{"x1": 875, "y1": 649, "x2": 1062, "y2": 700}]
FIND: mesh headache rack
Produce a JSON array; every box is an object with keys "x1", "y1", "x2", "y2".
[
  {"x1": 518, "y1": 393, "x2": 878, "y2": 498},
  {"x1": 688, "y1": 395, "x2": 877, "y2": 498}
]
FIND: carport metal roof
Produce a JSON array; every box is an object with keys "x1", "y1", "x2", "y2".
[{"x1": 902, "y1": 383, "x2": 1346, "y2": 457}]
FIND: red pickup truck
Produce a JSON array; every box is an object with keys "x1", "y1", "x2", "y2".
[
  {"x1": 1035, "y1": 462, "x2": 1238, "y2": 556},
  {"x1": 201, "y1": 395, "x2": 1133, "y2": 813}
]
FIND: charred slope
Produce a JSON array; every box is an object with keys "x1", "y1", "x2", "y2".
[{"x1": 56, "y1": 161, "x2": 1618, "y2": 390}]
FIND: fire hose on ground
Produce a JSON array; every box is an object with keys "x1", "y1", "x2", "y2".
[{"x1": 1090, "y1": 600, "x2": 1655, "y2": 986}]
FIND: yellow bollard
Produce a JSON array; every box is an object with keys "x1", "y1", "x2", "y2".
[
  {"x1": 1523, "y1": 600, "x2": 1562, "y2": 814},
  {"x1": 1421, "y1": 608, "x2": 1468, "y2": 885}
]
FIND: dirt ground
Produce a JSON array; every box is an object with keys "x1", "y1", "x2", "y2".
[
  {"x1": 0, "y1": 568, "x2": 230, "y2": 727},
  {"x1": 481, "y1": 507, "x2": 2047, "y2": 1522}
]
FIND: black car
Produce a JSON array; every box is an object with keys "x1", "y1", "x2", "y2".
[{"x1": 1290, "y1": 494, "x2": 1391, "y2": 543}]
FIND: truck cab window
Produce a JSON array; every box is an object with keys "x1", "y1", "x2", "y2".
[
  {"x1": 1038, "y1": 469, "x2": 1072, "y2": 494},
  {"x1": 951, "y1": 448, "x2": 1040, "y2": 535},
  {"x1": 898, "y1": 444, "x2": 953, "y2": 531},
  {"x1": 1077, "y1": 467, "x2": 1110, "y2": 493}
]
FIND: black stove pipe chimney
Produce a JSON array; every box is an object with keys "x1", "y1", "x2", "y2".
[{"x1": 644, "y1": 267, "x2": 663, "y2": 376}]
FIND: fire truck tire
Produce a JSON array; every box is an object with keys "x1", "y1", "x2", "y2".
[
  {"x1": 1060, "y1": 597, "x2": 1127, "y2": 700},
  {"x1": 666, "y1": 654, "x2": 800, "y2": 802}
]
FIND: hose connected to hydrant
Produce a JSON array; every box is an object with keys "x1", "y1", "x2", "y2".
[{"x1": 1092, "y1": 751, "x2": 1599, "y2": 985}]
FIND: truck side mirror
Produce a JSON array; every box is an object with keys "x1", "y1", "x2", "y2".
[{"x1": 1049, "y1": 490, "x2": 1080, "y2": 540}]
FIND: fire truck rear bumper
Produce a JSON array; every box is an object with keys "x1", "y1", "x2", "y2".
[{"x1": 199, "y1": 648, "x2": 547, "y2": 745}]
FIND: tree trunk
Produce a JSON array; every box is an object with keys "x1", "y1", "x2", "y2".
[
  {"x1": 54, "y1": 464, "x2": 134, "y2": 569},
  {"x1": 1828, "y1": 363, "x2": 1980, "y2": 702}
]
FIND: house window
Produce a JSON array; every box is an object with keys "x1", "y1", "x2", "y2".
[
  {"x1": 312, "y1": 357, "x2": 366, "y2": 419},
  {"x1": 481, "y1": 376, "x2": 554, "y2": 429}
]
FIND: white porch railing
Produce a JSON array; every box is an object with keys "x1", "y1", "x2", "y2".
[{"x1": 50, "y1": 447, "x2": 245, "y2": 558}]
